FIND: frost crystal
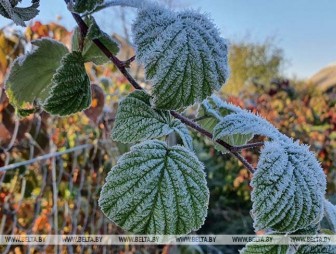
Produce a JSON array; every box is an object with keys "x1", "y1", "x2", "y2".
[
  {"x1": 251, "y1": 141, "x2": 326, "y2": 233},
  {"x1": 132, "y1": 4, "x2": 229, "y2": 109},
  {"x1": 98, "y1": 140, "x2": 209, "y2": 234}
]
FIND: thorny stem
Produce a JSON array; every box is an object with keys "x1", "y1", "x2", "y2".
[{"x1": 69, "y1": 11, "x2": 260, "y2": 174}]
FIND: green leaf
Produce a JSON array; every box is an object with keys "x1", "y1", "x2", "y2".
[
  {"x1": 171, "y1": 120, "x2": 193, "y2": 150},
  {"x1": 70, "y1": 0, "x2": 103, "y2": 14},
  {"x1": 0, "y1": 0, "x2": 39, "y2": 27},
  {"x1": 239, "y1": 244, "x2": 288, "y2": 254},
  {"x1": 296, "y1": 245, "x2": 336, "y2": 254},
  {"x1": 43, "y1": 51, "x2": 91, "y2": 116},
  {"x1": 132, "y1": 6, "x2": 229, "y2": 109},
  {"x1": 72, "y1": 17, "x2": 119, "y2": 65},
  {"x1": 98, "y1": 140, "x2": 209, "y2": 234},
  {"x1": 5, "y1": 38, "x2": 68, "y2": 110},
  {"x1": 112, "y1": 90, "x2": 173, "y2": 143},
  {"x1": 251, "y1": 141, "x2": 326, "y2": 233}
]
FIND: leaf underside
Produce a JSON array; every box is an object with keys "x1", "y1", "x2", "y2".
[
  {"x1": 5, "y1": 38, "x2": 68, "y2": 110},
  {"x1": 98, "y1": 140, "x2": 209, "y2": 234}
]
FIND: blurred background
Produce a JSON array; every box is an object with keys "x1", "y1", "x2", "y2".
[{"x1": 0, "y1": 0, "x2": 335, "y2": 253}]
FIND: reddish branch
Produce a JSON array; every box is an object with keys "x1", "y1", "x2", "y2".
[{"x1": 68, "y1": 11, "x2": 263, "y2": 173}]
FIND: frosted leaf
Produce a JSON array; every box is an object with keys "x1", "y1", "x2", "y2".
[
  {"x1": 0, "y1": 0, "x2": 39, "y2": 26},
  {"x1": 132, "y1": 5, "x2": 229, "y2": 109},
  {"x1": 112, "y1": 90, "x2": 173, "y2": 142},
  {"x1": 251, "y1": 141, "x2": 326, "y2": 233},
  {"x1": 98, "y1": 140, "x2": 209, "y2": 234},
  {"x1": 197, "y1": 95, "x2": 244, "y2": 133},
  {"x1": 324, "y1": 200, "x2": 336, "y2": 232},
  {"x1": 239, "y1": 244, "x2": 288, "y2": 254},
  {"x1": 5, "y1": 39, "x2": 68, "y2": 112},
  {"x1": 72, "y1": 17, "x2": 119, "y2": 65},
  {"x1": 171, "y1": 120, "x2": 193, "y2": 150},
  {"x1": 213, "y1": 111, "x2": 284, "y2": 142},
  {"x1": 197, "y1": 96, "x2": 252, "y2": 153},
  {"x1": 43, "y1": 51, "x2": 91, "y2": 116},
  {"x1": 296, "y1": 245, "x2": 336, "y2": 254}
]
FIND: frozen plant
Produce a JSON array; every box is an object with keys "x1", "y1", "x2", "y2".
[{"x1": 2, "y1": 0, "x2": 336, "y2": 253}]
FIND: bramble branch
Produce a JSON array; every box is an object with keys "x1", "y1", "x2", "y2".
[{"x1": 67, "y1": 8, "x2": 258, "y2": 174}]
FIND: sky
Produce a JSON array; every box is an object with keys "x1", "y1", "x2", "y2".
[{"x1": 1, "y1": 0, "x2": 336, "y2": 79}]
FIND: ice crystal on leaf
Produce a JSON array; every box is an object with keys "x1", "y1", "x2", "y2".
[
  {"x1": 132, "y1": 4, "x2": 229, "y2": 109},
  {"x1": 324, "y1": 199, "x2": 336, "y2": 232},
  {"x1": 197, "y1": 95, "x2": 244, "y2": 133},
  {"x1": 112, "y1": 90, "x2": 192, "y2": 149},
  {"x1": 197, "y1": 95, "x2": 283, "y2": 153},
  {"x1": 5, "y1": 39, "x2": 68, "y2": 113},
  {"x1": 98, "y1": 140, "x2": 209, "y2": 234},
  {"x1": 251, "y1": 141, "x2": 326, "y2": 233},
  {"x1": 0, "y1": 0, "x2": 39, "y2": 26},
  {"x1": 43, "y1": 51, "x2": 91, "y2": 116}
]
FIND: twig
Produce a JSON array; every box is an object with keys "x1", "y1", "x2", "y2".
[
  {"x1": 231, "y1": 142, "x2": 265, "y2": 151},
  {"x1": 68, "y1": 11, "x2": 256, "y2": 174}
]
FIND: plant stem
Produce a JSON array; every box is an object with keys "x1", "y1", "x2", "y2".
[
  {"x1": 231, "y1": 142, "x2": 265, "y2": 151},
  {"x1": 68, "y1": 11, "x2": 257, "y2": 174}
]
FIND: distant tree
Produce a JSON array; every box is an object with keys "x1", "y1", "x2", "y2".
[{"x1": 224, "y1": 39, "x2": 285, "y2": 95}]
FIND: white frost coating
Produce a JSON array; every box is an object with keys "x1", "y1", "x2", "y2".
[
  {"x1": 251, "y1": 141, "x2": 326, "y2": 233},
  {"x1": 197, "y1": 95, "x2": 256, "y2": 153},
  {"x1": 213, "y1": 111, "x2": 285, "y2": 142},
  {"x1": 98, "y1": 140, "x2": 209, "y2": 234},
  {"x1": 171, "y1": 119, "x2": 193, "y2": 150},
  {"x1": 112, "y1": 90, "x2": 173, "y2": 142},
  {"x1": 324, "y1": 199, "x2": 336, "y2": 232},
  {"x1": 132, "y1": 4, "x2": 229, "y2": 109}
]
